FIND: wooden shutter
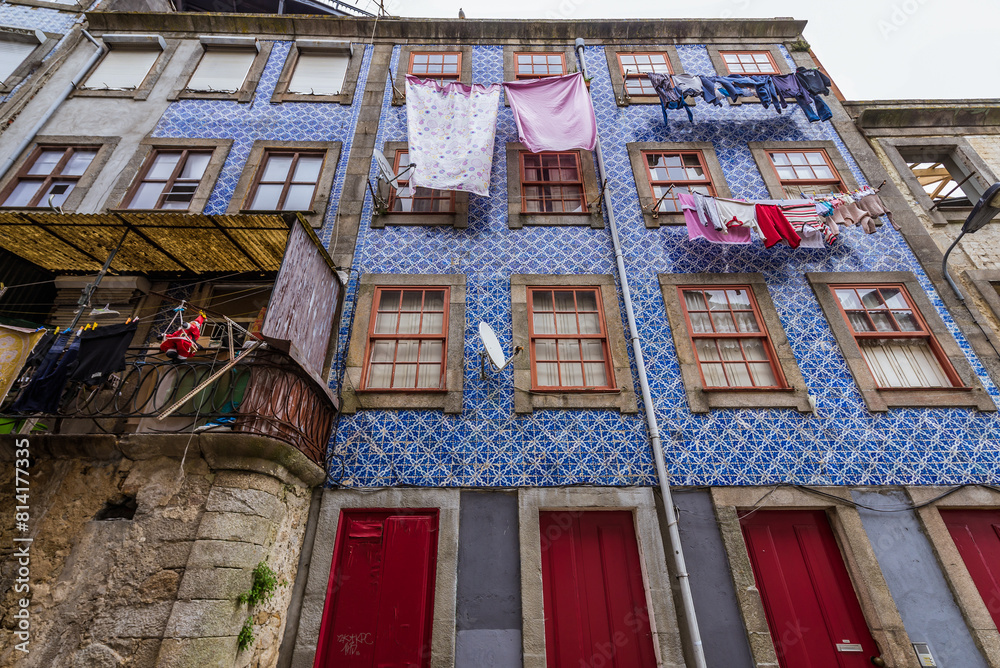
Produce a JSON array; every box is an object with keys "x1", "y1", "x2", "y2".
[
  {"x1": 0, "y1": 39, "x2": 36, "y2": 83},
  {"x1": 186, "y1": 48, "x2": 255, "y2": 92},
  {"x1": 539, "y1": 511, "x2": 657, "y2": 668},
  {"x1": 315, "y1": 511, "x2": 438, "y2": 668},
  {"x1": 84, "y1": 48, "x2": 159, "y2": 90},
  {"x1": 941, "y1": 509, "x2": 1000, "y2": 631},
  {"x1": 288, "y1": 52, "x2": 349, "y2": 95}
]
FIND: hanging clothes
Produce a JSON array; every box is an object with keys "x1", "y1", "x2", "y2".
[
  {"x1": 646, "y1": 72, "x2": 693, "y2": 128},
  {"x1": 726, "y1": 75, "x2": 782, "y2": 111},
  {"x1": 795, "y1": 66, "x2": 832, "y2": 96},
  {"x1": 405, "y1": 75, "x2": 502, "y2": 196},
  {"x1": 754, "y1": 204, "x2": 801, "y2": 248},
  {"x1": 771, "y1": 73, "x2": 831, "y2": 122},
  {"x1": 693, "y1": 191, "x2": 724, "y2": 231},
  {"x1": 700, "y1": 76, "x2": 741, "y2": 106},
  {"x1": 857, "y1": 193, "x2": 898, "y2": 230},
  {"x1": 671, "y1": 74, "x2": 703, "y2": 97},
  {"x1": 502, "y1": 72, "x2": 595, "y2": 154},
  {"x1": 780, "y1": 201, "x2": 832, "y2": 247},
  {"x1": 678, "y1": 193, "x2": 750, "y2": 244},
  {"x1": 0, "y1": 325, "x2": 47, "y2": 406},
  {"x1": 70, "y1": 321, "x2": 138, "y2": 386},
  {"x1": 11, "y1": 336, "x2": 80, "y2": 414}
]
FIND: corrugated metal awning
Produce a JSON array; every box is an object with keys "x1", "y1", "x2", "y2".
[{"x1": 0, "y1": 211, "x2": 292, "y2": 274}]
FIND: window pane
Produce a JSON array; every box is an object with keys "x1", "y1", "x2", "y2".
[
  {"x1": 805, "y1": 152, "x2": 827, "y2": 165},
  {"x1": 416, "y1": 364, "x2": 440, "y2": 388},
  {"x1": 63, "y1": 150, "x2": 97, "y2": 176},
  {"x1": 3, "y1": 181, "x2": 42, "y2": 206},
  {"x1": 367, "y1": 364, "x2": 392, "y2": 388},
  {"x1": 41, "y1": 181, "x2": 74, "y2": 207},
  {"x1": 553, "y1": 291, "x2": 575, "y2": 311},
  {"x1": 421, "y1": 312, "x2": 443, "y2": 334},
  {"x1": 701, "y1": 363, "x2": 727, "y2": 387},
  {"x1": 584, "y1": 362, "x2": 607, "y2": 387},
  {"x1": 373, "y1": 312, "x2": 398, "y2": 334},
  {"x1": 532, "y1": 290, "x2": 552, "y2": 311},
  {"x1": 881, "y1": 288, "x2": 908, "y2": 309},
  {"x1": 835, "y1": 289, "x2": 863, "y2": 310},
  {"x1": 396, "y1": 340, "x2": 419, "y2": 363},
  {"x1": 128, "y1": 181, "x2": 166, "y2": 209},
  {"x1": 558, "y1": 340, "x2": 580, "y2": 361},
  {"x1": 726, "y1": 289, "x2": 751, "y2": 309},
  {"x1": 398, "y1": 312, "x2": 421, "y2": 335},
  {"x1": 893, "y1": 311, "x2": 920, "y2": 331},
  {"x1": 870, "y1": 312, "x2": 896, "y2": 332},
  {"x1": 576, "y1": 290, "x2": 598, "y2": 311},
  {"x1": 581, "y1": 339, "x2": 605, "y2": 361},
  {"x1": 689, "y1": 313, "x2": 712, "y2": 333},
  {"x1": 711, "y1": 312, "x2": 736, "y2": 333},
  {"x1": 555, "y1": 311, "x2": 578, "y2": 335},
  {"x1": 392, "y1": 364, "x2": 417, "y2": 388},
  {"x1": 533, "y1": 312, "x2": 556, "y2": 335},
  {"x1": 249, "y1": 183, "x2": 283, "y2": 210},
  {"x1": 724, "y1": 363, "x2": 752, "y2": 386},
  {"x1": 261, "y1": 156, "x2": 294, "y2": 182},
  {"x1": 742, "y1": 338, "x2": 768, "y2": 360},
  {"x1": 847, "y1": 312, "x2": 873, "y2": 332},
  {"x1": 379, "y1": 290, "x2": 400, "y2": 310},
  {"x1": 734, "y1": 311, "x2": 760, "y2": 333},
  {"x1": 400, "y1": 290, "x2": 423, "y2": 310},
  {"x1": 370, "y1": 340, "x2": 395, "y2": 363},
  {"x1": 578, "y1": 313, "x2": 600, "y2": 334},
  {"x1": 770, "y1": 153, "x2": 790, "y2": 166},
  {"x1": 28, "y1": 150, "x2": 65, "y2": 176},
  {"x1": 420, "y1": 340, "x2": 443, "y2": 362},
  {"x1": 535, "y1": 339, "x2": 557, "y2": 360},
  {"x1": 424, "y1": 290, "x2": 445, "y2": 311},
  {"x1": 749, "y1": 362, "x2": 777, "y2": 387},
  {"x1": 536, "y1": 362, "x2": 558, "y2": 386},
  {"x1": 683, "y1": 290, "x2": 707, "y2": 311},
  {"x1": 560, "y1": 362, "x2": 583, "y2": 386},
  {"x1": 718, "y1": 338, "x2": 743, "y2": 361},
  {"x1": 282, "y1": 184, "x2": 316, "y2": 210},
  {"x1": 705, "y1": 290, "x2": 728, "y2": 310},
  {"x1": 292, "y1": 155, "x2": 324, "y2": 183},
  {"x1": 148, "y1": 152, "x2": 182, "y2": 179},
  {"x1": 695, "y1": 339, "x2": 720, "y2": 361},
  {"x1": 180, "y1": 153, "x2": 211, "y2": 179},
  {"x1": 860, "y1": 339, "x2": 953, "y2": 388}
]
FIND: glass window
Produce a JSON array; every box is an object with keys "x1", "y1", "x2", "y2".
[
  {"x1": 520, "y1": 152, "x2": 587, "y2": 214},
  {"x1": 643, "y1": 151, "x2": 715, "y2": 213},
  {"x1": 1, "y1": 146, "x2": 98, "y2": 208},
  {"x1": 388, "y1": 149, "x2": 455, "y2": 213},
  {"x1": 767, "y1": 149, "x2": 845, "y2": 198},
  {"x1": 125, "y1": 149, "x2": 212, "y2": 210},
  {"x1": 408, "y1": 52, "x2": 461, "y2": 82},
  {"x1": 514, "y1": 52, "x2": 566, "y2": 79},
  {"x1": 679, "y1": 286, "x2": 785, "y2": 389},
  {"x1": 363, "y1": 287, "x2": 449, "y2": 390},
  {"x1": 527, "y1": 287, "x2": 613, "y2": 390},
  {"x1": 617, "y1": 52, "x2": 671, "y2": 96},
  {"x1": 246, "y1": 151, "x2": 325, "y2": 211},
  {"x1": 719, "y1": 51, "x2": 779, "y2": 75}
]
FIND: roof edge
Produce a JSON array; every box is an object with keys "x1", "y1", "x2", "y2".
[{"x1": 844, "y1": 99, "x2": 1000, "y2": 130}]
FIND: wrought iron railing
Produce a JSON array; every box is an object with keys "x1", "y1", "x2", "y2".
[{"x1": 0, "y1": 348, "x2": 334, "y2": 466}]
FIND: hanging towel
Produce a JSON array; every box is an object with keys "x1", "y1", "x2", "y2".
[
  {"x1": 405, "y1": 75, "x2": 502, "y2": 196},
  {"x1": 502, "y1": 72, "x2": 597, "y2": 153},
  {"x1": 70, "y1": 321, "x2": 138, "y2": 386},
  {"x1": 0, "y1": 325, "x2": 46, "y2": 406},
  {"x1": 678, "y1": 193, "x2": 750, "y2": 244}
]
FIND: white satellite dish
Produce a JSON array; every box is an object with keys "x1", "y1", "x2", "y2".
[
  {"x1": 372, "y1": 148, "x2": 414, "y2": 198},
  {"x1": 477, "y1": 322, "x2": 522, "y2": 379}
]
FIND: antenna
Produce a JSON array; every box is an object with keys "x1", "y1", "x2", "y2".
[
  {"x1": 370, "y1": 148, "x2": 416, "y2": 214},
  {"x1": 477, "y1": 322, "x2": 522, "y2": 380}
]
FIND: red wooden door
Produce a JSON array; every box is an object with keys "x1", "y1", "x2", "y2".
[
  {"x1": 941, "y1": 509, "x2": 1000, "y2": 629},
  {"x1": 740, "y1": 510, "x2": 880, "y2": 668},
  {"x1": 539, "y1": 510, "x2": 656, "y2": 668},
  {"x1": 314, "y1": 510, "x2": 438, "y2": 668}
]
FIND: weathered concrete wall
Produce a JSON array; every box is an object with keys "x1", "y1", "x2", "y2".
[
  {"x1": 853, "y1": 489, "x2": 990, "y2": 668},
  {"x1": 0, "y1": 435, "x2": 316, "y2": 668}
]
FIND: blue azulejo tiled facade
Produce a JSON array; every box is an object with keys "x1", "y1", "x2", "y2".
[{"x1": 330, "y1": 41, "x2": 1000, "y2": 488}]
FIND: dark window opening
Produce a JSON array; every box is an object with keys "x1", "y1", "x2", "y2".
[{"x1": 95, "y1": 496, "x2": 137, "y2": 520}]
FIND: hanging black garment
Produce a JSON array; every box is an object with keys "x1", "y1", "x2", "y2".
[
  {"x1": 69, "y1": 321, "x2": 138, "y2": 386},
  {"x1": 11, "y1": 337, "x2": 80, "y2": 413}
]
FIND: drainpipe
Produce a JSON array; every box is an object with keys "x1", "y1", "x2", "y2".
[
  {"x1": 0, "y1": 30, "x2": 104, "y2": 179},
  {"x1": 574, "y1": 38, "x2": 708, "y2": 668}
]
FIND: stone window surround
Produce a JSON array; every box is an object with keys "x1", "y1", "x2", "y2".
[
  {"x1": 710, "y1": 486, "x2": 919, "y2": 668},
  {"x1": 271, "y1": 40, "x2": 364, "y2": 105},
  {"x1": 518, "y1": 487, "x2": 686, "y2": 668},
  {"x1": 505, "y1": 143, "x2": 603, "y2": 229},
  {"x1": 907, "y1": 485, "x2": 1000, "y2": 665},
  {"x1": 658, "y1": 273, "x2": 813, "y2": 413},
  {"x1": 510, "y1": 274, "x2": 637, "y2": 414},
  {"x1": 965, "y1": 269, "x2": 1000, "y2": 354},
  {"x1": 501, "y1": 44, "x2": 578, "y2": 106},
  {"x1": 749, "y1": 139, "x2": 860, "y2": 201},
  {"x1": 226, "y1": 139, "x2": 342, "y2": 229},
  {"x1": 289, "y1": 488, "x2": 460, "y2": 668},
  {"x1": 169, "y1": 37, "x2": 273, "y2": 104},
  {"x1": 0, "y1": 135, "x2": 121, "y2": 212},
  {"x1": 806, "y1": 271, "x2": 996, "y2": 412},
  {"x1": 391, "y1": 44, "x2": 474, "y2": 105},
  {"x1": 371, "y1": 141, "x2": 469, "y2": 229},
  {"x1": 0, "y1": 27, "x2": 60, "y2": 94},
  {"x1": 340, "y1": 273, "x2": 465, "y2": 415},
  {"x1": 627, "y1": 141, "x2": 731, "y2": 229},
  {"x1": 105, "y1": 136, "x2": 234, "y2": 213},
  {"x1": 604, "y1": 46, "x2": 684, "y2": 107},
  {"x1": 74, "y1": 34, "x2": 178, "y2": 102},
  {"x1": 705, "y1": 44, "x2": 791, "y2": 106},
  {"x1": 876, "y1": 136, "x2": 997, "y2": 227}
]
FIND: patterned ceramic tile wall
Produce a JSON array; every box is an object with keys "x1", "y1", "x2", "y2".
[{"x1": 330, "y1": 42, "x2": 1000, "y2": 488}]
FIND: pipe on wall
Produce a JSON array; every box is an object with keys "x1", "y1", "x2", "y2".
[{"x1": 574, "y1": 37, "x2": 708, "y2": 668}]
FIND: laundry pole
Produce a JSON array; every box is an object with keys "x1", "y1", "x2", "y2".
[{"x1": 574, "y1": 38, "x2": 709, "y2": 668}]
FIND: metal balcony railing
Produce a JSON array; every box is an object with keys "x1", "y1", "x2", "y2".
[{"x1": 1, "y1": 347, "x2": 334, "y2": 466}]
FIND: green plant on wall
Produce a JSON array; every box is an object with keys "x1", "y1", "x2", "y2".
[{"x1": 236, "y1": 561, "x2": 279, "y2": 651}]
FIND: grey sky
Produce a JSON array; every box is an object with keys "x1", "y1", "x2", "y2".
[{"x1": 371, "y1": 0, "x2": 1000, "y2": 101}]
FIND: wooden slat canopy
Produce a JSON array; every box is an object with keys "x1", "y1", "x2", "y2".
[{"x1": 0, "y1": 211, "x2": 292, "y2": 274}]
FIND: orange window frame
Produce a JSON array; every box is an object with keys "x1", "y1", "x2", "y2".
[
  {"x1": 123, "y1": 148, "x2": 213, "y2": 210},
  {"x1": 642, "y1": 150, "x2": 716, "y2": 213},
  {"x1": 0, "y1": 145, "x2": 98, "y2": 208},
  {"x1": 678, "y1": 286, "x2": 787, "y2": 390},
  {"x1": 514, "y1": 52, "x2": 566, "y2": 79},
  {"x1": 387, "y1": 149, "x2": 456, "y2": 214},
  {"x1": 526, "y1": 286, "x2": 615, "y2": 391},
  {"x1": 407, "y1": 51, "x2": 462, "y2": 81},
  {"x1": 829, "y1": 284, "x2": 964, "y2": 389},
  {"x1": 766, "y1": 149, "x2": 846, "y2": 197},
  {"x1": 719, "y1": 50, "x2": 780, "y2": 75},
  {"x1": 616, "y1": 52, "x2": 672, "y2": 96},
  {"x1": 361, "y1": 286, "x2": 450, "y2": 392},
  {"x1": 519, "y1": 151, "x2": 588, "y2": 215}
]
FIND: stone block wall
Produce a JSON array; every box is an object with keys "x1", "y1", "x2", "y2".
[{"x1": 0, "y1": 436, "x2": 315, "y2": 668}]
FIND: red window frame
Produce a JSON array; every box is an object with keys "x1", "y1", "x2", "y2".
[
  {"x1": 527, "y1": 286, "x2": 615, "y2": 391},
  {"x1": 387, "y1": 149, "x2": 456, "y2": 214},
  {"x1": 642, "y1": 150, "x2": 716, "y2": 214},
  {"x1": 361, "y1": 286, "x2": 450, "y2": 391},
  {"x1": 678, "y1": 286, "x2": 787, "y2": 390},
  {"x1": 829, "y1": 284, "x2": 964, "y2": 389},
  {"x1": 616, "y1": 52, "x2": 672, "y2": 96},
  {"x1": 0, "y1": 145, "x2": 98, "y2": 208},
  {"x1": 767, "y1": 149, "x2": 846, "y2": 198},
  {"x1": 520, "y1": 151, "x2": 588, "y2": 215},
  {"x1": 719, "y1": 50, "x2": 780, "y2": 75},
  {"x1": 246, "y1": 150, "x2": 325, "y2": 211},
  {"x1": 123, "y1": 148, "x2": 213, "y2": 210},
  {"x1": 407, "y1": 51, "x2": 462, "y2": 81},
  {"x1": 514, "y1": 52, "x2": 566, "y2": 79}
]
